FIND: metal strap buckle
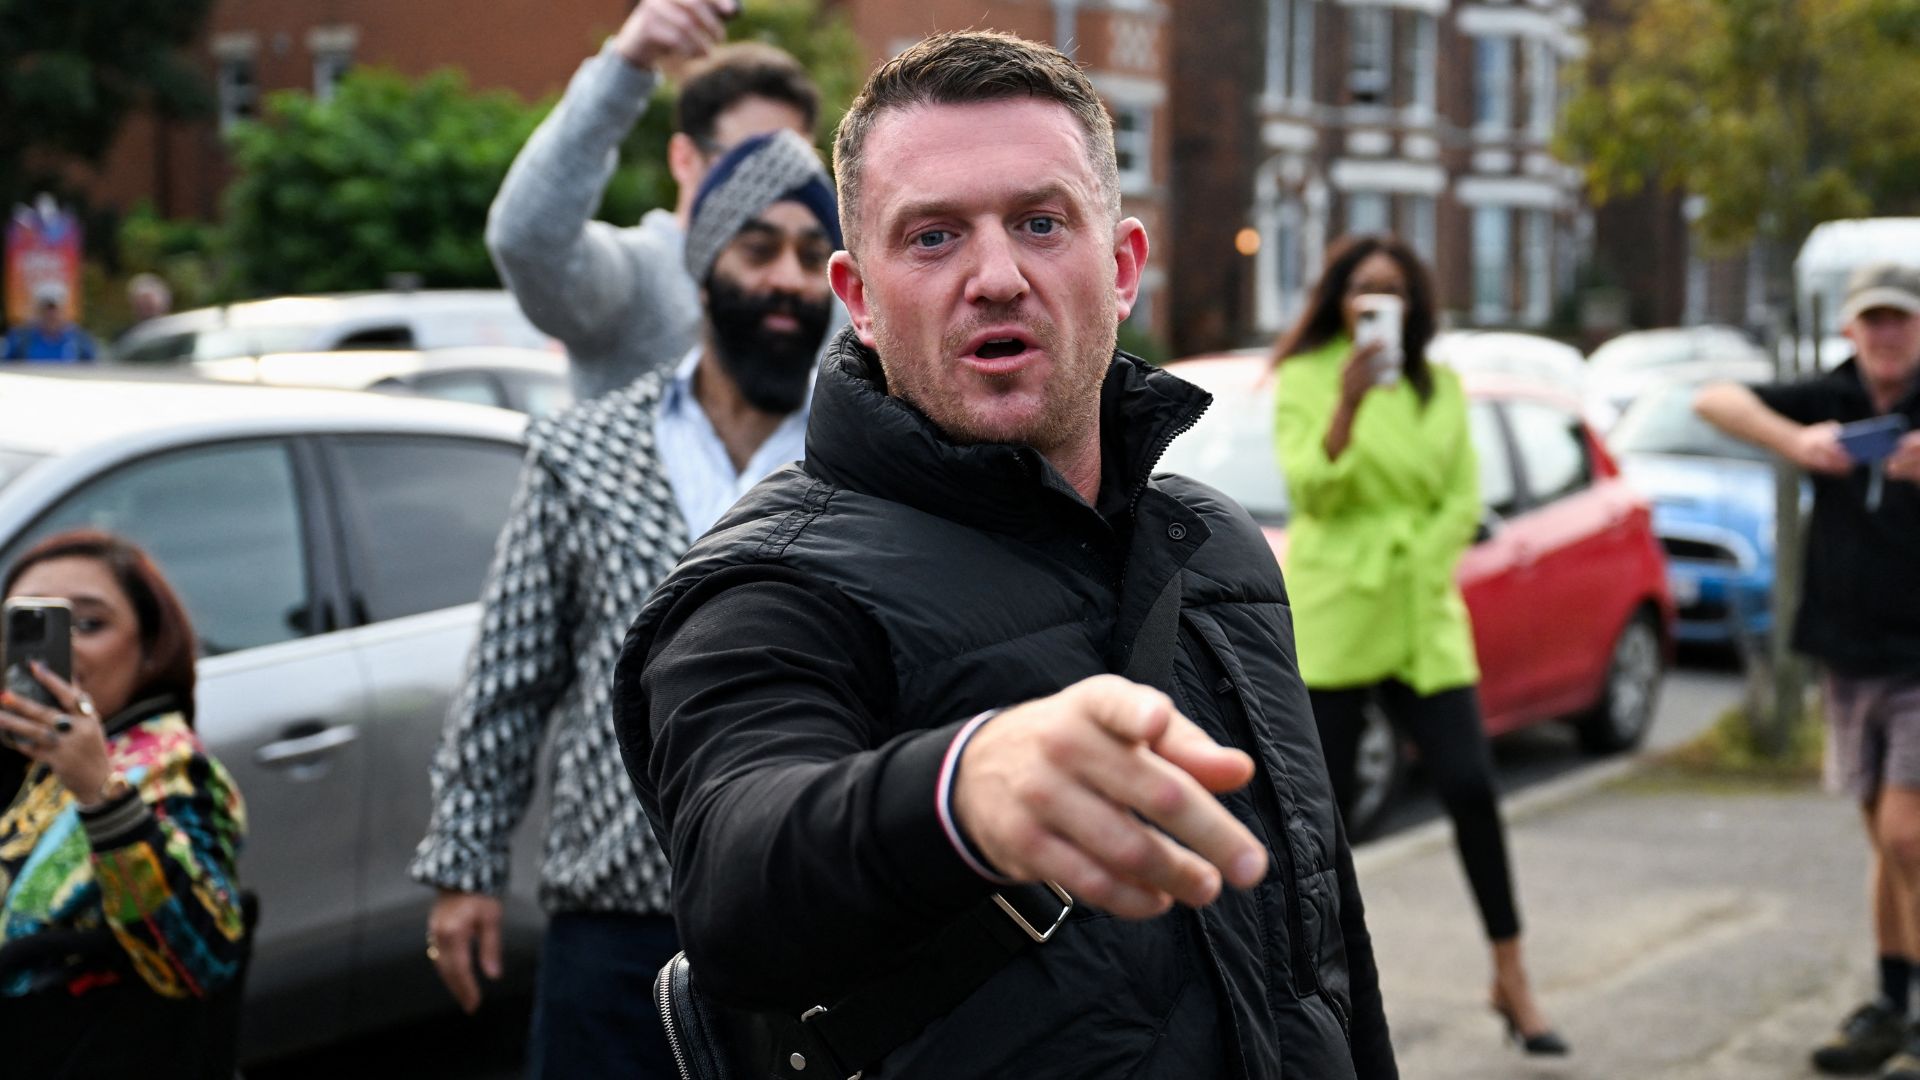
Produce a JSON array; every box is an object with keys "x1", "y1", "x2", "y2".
[
  {"x1": 796, "y1": 1006, "x2": 862, "y2": 1079},
  {"x1": 991, "y1": 881, "x2": 1074, "y2": 943}
]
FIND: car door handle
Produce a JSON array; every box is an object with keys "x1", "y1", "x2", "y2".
[{"x1": 256, "y1": 724, "x2": 360, "y2": 768}]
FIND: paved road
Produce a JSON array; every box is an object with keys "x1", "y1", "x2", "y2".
[
  {"x1": 1371, "y1": 654, "x2": 1744, "y2": 840},
  {"x1": 252, "y1": 656, "x2": 1746, "y2": 1077}
]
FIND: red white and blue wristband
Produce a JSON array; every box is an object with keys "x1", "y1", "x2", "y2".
[{"x1": 937, "y1": 708, "x2": 1017, "y2": 885}]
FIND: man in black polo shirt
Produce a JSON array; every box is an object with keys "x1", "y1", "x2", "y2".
[{"x1": 1698, "y1": 261, "x2": 1920, "y2": 1079}]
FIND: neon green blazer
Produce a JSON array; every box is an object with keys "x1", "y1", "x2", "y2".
[{"x1": 1272, "y1": 336, "x2": 1481, "y2": 695}]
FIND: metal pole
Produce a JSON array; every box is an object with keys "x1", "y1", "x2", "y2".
[{"x1": 1761, "y1": 287, "x2": 1815, "y2": 756}]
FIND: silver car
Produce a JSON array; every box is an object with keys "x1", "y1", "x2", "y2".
[
  {"x1": 110, "y1": 290, "x2": 556, "y2": 366},
  {"x1": 0, "y1": 371, "x2": 545, "y2": 1061}
]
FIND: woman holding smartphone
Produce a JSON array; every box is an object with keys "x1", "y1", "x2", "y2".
[
  {"x1": 1271, "y1": 234, "x2": 1565, "y2": 1055},
  {"x1": 0, "y1": 529, "x2": 247, "y2": 1077}
]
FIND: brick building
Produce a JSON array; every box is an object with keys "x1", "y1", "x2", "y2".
[
  {"x1": 84, "y1": 0, "x2": 632, "y2": 222},
  {"x1": 826, "y1": 0, "x2": 1177, "y2": 341},
  {"x1": 1172, "y1": 0, "x2": 1592, "y2": 355},
  {"x1": 94, "y1": 0, "x2": 1775, "y2": 355}
]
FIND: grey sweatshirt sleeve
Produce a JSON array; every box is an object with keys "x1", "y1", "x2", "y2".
[
  {"x1": 485, "y1": 42, "x2": 686, "y2": 365},
  {"x1": 412, "y1": 457, "x2": 578, "y2": 896}
]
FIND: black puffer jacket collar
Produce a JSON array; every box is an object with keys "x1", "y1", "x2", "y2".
[{"x1": 803, "y1": 327, "x2": 1210, "y2": 535}]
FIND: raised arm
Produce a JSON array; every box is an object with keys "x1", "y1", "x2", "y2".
[{"x1": 1695, "y1": 381, "x2": 1851, "y2": 476}]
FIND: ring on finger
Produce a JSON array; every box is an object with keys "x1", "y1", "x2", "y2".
[
  {"x1": 54, "y1": 717, "x2": 72, "y2": 735},
  {"x1": 77, "y1": 696, "x2": 96, "y2": 719}
]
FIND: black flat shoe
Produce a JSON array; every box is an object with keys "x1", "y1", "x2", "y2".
[{"x1": 1493, "y1": 1002, "x2": 1571, "y2": 1057}]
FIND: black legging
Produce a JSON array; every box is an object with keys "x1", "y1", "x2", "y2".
[{"x1": 1310, "y1": 680, "x2": 1521, "y2": 941}]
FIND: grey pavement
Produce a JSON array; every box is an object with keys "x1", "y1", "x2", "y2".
[{"x1": 1361, "y1": 770, "x2": 1868, "y2": 1080}]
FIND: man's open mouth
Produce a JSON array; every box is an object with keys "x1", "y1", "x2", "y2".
[{"x1": 974, "y1": 337, "x2": 1027, "y2": 359}]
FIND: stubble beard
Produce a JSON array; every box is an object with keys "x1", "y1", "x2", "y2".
[{"x1": 871, "y1": 304, "x2": 1114, "y2": 458}]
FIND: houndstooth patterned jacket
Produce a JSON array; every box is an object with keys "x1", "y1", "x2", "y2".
[{"x1": 411, "y1": 372, "x2": 688, "y2": 914}]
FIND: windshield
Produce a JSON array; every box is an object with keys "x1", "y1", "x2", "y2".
[
  {"x1": 1155, "y1": 366, "x2": 1291, "y2": 523},
  {"x1": 0, "y1": 448, "x2": 45, "y2": 491},
  {"x1": 1589, "y1": 333, "x2": 1695, "y2": 372},
  {"x1": 1610, "y1": 385, "x2": 1771, "y2": 462}
]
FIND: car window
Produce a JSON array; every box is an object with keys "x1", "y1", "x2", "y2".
[
  {"x1": 1609, "y1": 384, "x2": 1772, "y2": 462},
  {"x1": 1505, "y1": 401, "x2": 1592, "y2": 506},
  {"x1": 1155, "y1": 369, "x2": 1290, "y2": 523},
  {"x1": 335, "y1": 325, "x2": 415, "y2": 350},
  {"x1": 1467, "y1": 402, "x2": 1519, "y2": 517},
  {"x1": 499, "y1": 371, "x2": 573, "y2": 420},
  {"x1": 328, "y1": 436, "x2": 525, "y2": 622},
  {"x1": 4, "y1": 441, "x2": 314, "y2": 656},
  {"x1": 114, "y1": 332, "x2": 198, "y2": 365},
  {"x1": 408, "y1": 371, "x2": 502, "y2": 408},
  {"x1": 412, "y1": 309, "x2": 550, "y2": 351}
]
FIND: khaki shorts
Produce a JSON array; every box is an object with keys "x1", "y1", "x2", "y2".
[{"x1": 1824, "y1": 673, "x2": 1920, "y2": 802}]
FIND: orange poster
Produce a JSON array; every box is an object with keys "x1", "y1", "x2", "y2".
[{"x1": 6, "y1": 197, "x2": 83, "y2": 325}]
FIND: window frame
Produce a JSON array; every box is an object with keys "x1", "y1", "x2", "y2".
[
  {"x1": 1469, "y1": 399, "x2": 1524, "y2": 523},
  {"x1": 1472, "y1": 35, "x2": 1514, "y2": 133},
  {"x1": 1502, "y1": 399, "x2": 1595, "y2": 510},
  {"x1": 216, "y1": 53, "x2": 260, "y2": 134},
  {"x1": 0, "y1": 435, "x2": 346, "y2": 655},
  {"x1": 1110, "y1": 102, "x2": 1155, "y2": 194},
  {"x1": 316, "y1": 432, "x2": 529, "y2": 628},
  {"x1": 1472, "y1": 205, "x2": 1513, "y2": 325},
  {"x1": 1348, "y1": 7, "x2": 1393, "y2": 105}
]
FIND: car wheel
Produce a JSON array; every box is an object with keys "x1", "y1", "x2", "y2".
[
  {"x1": 1575, "y1": 610, "x2": 1663, "y2": 754},
  {"x1": 1345, "y1": 699, "x2": 1401, "y2": 840}
]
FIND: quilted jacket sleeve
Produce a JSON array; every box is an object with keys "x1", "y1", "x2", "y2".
[{"x1": 412, "y1": 457, "x2": 578, "y2": 896}]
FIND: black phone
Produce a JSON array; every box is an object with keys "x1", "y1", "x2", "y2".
[{"x1": 4, "y1": 597, "x2": 73, "y2": 710}]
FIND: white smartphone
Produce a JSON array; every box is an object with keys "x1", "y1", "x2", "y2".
[{"x1": 1352, "y1": 293, "x2": 1405, "y2": 386}]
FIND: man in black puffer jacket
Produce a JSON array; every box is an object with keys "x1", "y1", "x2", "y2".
[{"x1": 614, "y1": 30, "x2": 1396, "y2": 1080}]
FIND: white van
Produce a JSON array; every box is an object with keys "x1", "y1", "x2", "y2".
[{"x1": 1795, "y1": 217, "x2": 1920, "y2": 367}]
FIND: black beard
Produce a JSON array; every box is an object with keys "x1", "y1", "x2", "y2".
[{"x1": 705, "y1": 277, "x2": 830, "y2": 414}]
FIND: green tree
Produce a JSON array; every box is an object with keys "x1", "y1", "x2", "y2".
[
  {"x1": 604, "y1": 0, "x2": 867, "y2": 222},
  {"x1": 221, "y1": 0, "x2": 864, "y2": 295},
  {"x1": 222, "y1": 69, "x2": 544, "y2": 295},
  {"x1": 1562, "y1": 0, "x2": 1920, "y2": 287},
  {"x1": 0, "y1": 0, "x2": 215, "y2": 211}
]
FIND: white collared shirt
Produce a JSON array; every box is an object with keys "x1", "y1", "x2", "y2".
[{"x1": 652, "y1": 346, "x2": 813, "y2": 539}]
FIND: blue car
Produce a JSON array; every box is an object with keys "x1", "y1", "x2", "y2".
[{"x1": 1609, "y1": 380, "x2": 1797, "y2": 646}]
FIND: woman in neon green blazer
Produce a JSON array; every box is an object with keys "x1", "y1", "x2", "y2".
[{"x1": 1272, "y1": 235, "x2": 1565, "y2": 1056}]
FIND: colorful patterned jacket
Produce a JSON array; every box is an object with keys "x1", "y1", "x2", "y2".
[{"x1": 0, "y1": 695, "x2": 247, "y2": 999}]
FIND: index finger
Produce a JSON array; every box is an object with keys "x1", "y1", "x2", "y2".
[
  {"x1": 1110, "y1": 747, "x2": 1268, "y2": 891},
  {"x1": 28, "y1": 661, "x2": 79, "y2": 713}
]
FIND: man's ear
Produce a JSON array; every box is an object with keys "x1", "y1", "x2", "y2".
[
  {"x1": 1111, "y1": 217, "x2": 1150, "y2": 324},
  {"x1": 829, "y1": 251, "x2": 878, "y2": 348},
  {"x1": 668, "y1": 133, "x2": 706, "y2": 194}
]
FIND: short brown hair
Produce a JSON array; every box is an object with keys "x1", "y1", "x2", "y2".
[
  {"x1": 4, "y1": 530, "x2": 200, "y2": 724},
  {"x1": 832, "y1": 30, "x2": 1120, "y2": 252},
  {"x1": 676, "y1": 42, "x2": 821, "y2": 150}
]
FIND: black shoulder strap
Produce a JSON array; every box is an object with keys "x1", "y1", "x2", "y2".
[{"x1": 674, "y1": 577, "x2": 1187, "y2": 1078}]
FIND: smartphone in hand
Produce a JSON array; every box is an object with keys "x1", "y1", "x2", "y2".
[
  {"x1": 1836, "y1": 414, "x2": 1911, "y2": 465},
  {"x1": 3, "y1": 598, "x2": 72, "y2": 710},
  {"x1": 1352, "y1": 294, "x2": 1405, "y2": 386}
]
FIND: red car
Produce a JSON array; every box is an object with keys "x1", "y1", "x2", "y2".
[{"x1": 1159, "y1": 352, "x2": 1675, "y2": 836}]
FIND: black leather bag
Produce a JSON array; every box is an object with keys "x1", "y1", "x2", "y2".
[{"x1": 656, "y1": 951, "x2": 739, "y2": 1080}]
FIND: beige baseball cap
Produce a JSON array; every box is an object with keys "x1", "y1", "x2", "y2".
[{"x1": 1840, "y1": 262, "x2": 1920, "y2": 325}]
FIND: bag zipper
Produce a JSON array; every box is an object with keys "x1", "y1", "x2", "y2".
[{"x1": 658, "y1": 963, "x2": 696, "y2": 1080}]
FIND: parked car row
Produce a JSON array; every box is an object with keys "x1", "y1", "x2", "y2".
[{"x1": 1158, "y1": 351, "x2": 1675, "y2": 837}]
